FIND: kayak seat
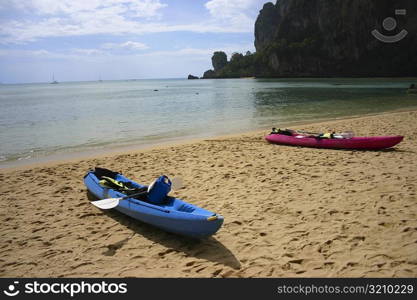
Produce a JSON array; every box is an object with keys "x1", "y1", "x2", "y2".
[
  {"x1": 93, "y1": 167, "x2": 120, "y2": 180},
  {"x1": 270, "y1": 128, "x2": 294, "y2": 136},
  {"x1": 99, "y1": 176, "x2": 139, "y2": 192},
  {"x1": 93, "y1": 167, "x2": 173, "y2": 204}
]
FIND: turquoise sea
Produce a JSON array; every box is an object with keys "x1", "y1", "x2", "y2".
[{"x1": 0, "y1": 78, "x2": 416, "y2": 167}]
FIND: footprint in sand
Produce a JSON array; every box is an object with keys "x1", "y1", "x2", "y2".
[{"x1": 102, "y1": 238, "x2": 129, "y2": 256}]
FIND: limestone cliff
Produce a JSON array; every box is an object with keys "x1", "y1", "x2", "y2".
[{"x1": 254, "y1": 0, "x2": 417, "y2": 76}]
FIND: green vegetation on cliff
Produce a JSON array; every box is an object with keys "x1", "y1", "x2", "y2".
[{"x1": 203, "y1": 51, "x2": 256, "y2": 78}]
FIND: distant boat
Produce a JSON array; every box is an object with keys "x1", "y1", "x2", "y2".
[{"x1": 50, "y1": 74, "x2": 58, "y2": 84}]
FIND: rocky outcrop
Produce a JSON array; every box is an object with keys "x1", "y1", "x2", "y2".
[
  {"x1": 254, "y1": 2, "x2": 280, "y2": 52},
  {"x1": 202, "y1": 51, "x2": 256, "y2": 78},
  {"x1": 254, "y1": 0, "x2": 417, "y2": 77},
  {"x1": 202, "y1": 51, "x2": 231, "y2": 78},
  {"x1": 202, "y1": 69, "x2": 216, "y2": 79},
  {"x1": 211, "y1": 51, "x2": 228, "y2": 72},
  {"x1": 187, "y1": 74, "x2": 199, "y2": 79}
]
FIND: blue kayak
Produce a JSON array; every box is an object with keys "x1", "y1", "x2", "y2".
[{"x1": 84, "y1": 168, "x2": 224, "y2": 238}]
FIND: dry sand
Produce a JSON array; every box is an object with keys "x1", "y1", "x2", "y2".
[{"x1": 0, "y1": 110, "x2": 416, "y2": 277}]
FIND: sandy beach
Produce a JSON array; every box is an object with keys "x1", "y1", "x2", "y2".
[{"x1": 0, "y1": 110, "x2": 416, "y2": 277}]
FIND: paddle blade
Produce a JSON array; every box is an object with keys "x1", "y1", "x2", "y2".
[
  {"x1": 91, "y1": 198, "x2": 120, "y2": 209},
  {"x1": 171, "y1": 177, "x2": 183, "y2": 190}
]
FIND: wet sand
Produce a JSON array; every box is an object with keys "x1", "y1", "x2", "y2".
[{"x1": 0, "y1": 110, "x2": 416, "y2": 277}]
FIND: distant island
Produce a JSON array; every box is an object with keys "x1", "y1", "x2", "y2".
[{"x1": 199, "y1": 0, "x2": 417, "y2": 79}]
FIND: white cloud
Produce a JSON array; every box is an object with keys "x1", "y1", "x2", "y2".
[
  {"x1": 0, "y1": 0, "x2": 168, "y2": 43},
  {"x1": 6, "y1": 0, "x2": 167, "y2": 18},
  {"x1": 31, "y1": 49, "x2": 50, "y2": 56},
  {"x1": 0, "y1": 48, "x2": 106, "y2": 60},
  {"x1": 205, "y1": 0, "x2": 262, "y2": 31},
  {"x1": 129, "y1": 0, "x2": 167, "y2": 18},
  {"x1": 72, "y1": 48, "x2": 104, "y2": 56},
  {"x1": 0, "y1": 0, "x2": 265, "y2": 44},
  {"x1": 135, "y1": 43, "x2": 255, "y2": 58},
  {"x1": 205, "y1": 0, "x2": 257, "y2": 18},
  {"x1": 0, "y1": 43, "x2": 254, "y2": 60},
  {"x1": 0, "y1": 48, "x2": 59, "y2": 58},
  {"x1": 0, "y1": 19, "x2": 253, "y2": 45},
  {"x1": 102, "y1": 41, "x2": 149, "y2": 51}
]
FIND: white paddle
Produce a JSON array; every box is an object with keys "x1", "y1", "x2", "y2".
[{"x1": 91, "y1": 177, "x2": 183, "y2": 210}]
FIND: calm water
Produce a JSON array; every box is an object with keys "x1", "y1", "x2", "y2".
[{"x1": 0, "y1": 78, "x2": 416, "y2": 166}]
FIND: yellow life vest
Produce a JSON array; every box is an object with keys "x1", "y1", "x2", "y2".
[{"x1": 99, "y1": 176, "x2": 129, "y2": 190}]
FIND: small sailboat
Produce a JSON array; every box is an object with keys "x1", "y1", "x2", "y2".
[{"x1": 50, "y1": 73, "x2": 58, "y2": 84}]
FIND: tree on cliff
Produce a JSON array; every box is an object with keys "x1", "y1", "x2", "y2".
[{"x1": 211, "y1": 51, "x2": 227, "y2": 71}]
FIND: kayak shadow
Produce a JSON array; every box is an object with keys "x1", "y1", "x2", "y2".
[
  {"x1": 268, "y1": 143, "x2": 410, "y2": 153},
  {"x1": 87, "y1": 192, "x2": 241, "y2": 270},
  {"x1": 373, "y1": 148, "x2": 414, "y2": 153},
  {"x1": 334, "y1": 147, "x2": 412, "y2": 153}
]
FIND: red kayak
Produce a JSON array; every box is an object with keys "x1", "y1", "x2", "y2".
[{"x1": 265, "y1": 132, "x2": 403, "y2": 150}]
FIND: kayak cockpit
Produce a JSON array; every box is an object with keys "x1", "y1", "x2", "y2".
[{"x1": 86, "y1": 167, "x2": 215, "y2": 217}]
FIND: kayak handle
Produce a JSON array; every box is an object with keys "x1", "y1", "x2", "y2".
[{"x1": 207, "y1": 215, "x2": 218, "y2": 221}]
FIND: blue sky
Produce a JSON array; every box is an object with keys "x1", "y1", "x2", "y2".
[{"x1": 0, "y1": 0, "x2": 266, "y2": 83}]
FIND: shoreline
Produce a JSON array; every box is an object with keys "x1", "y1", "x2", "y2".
[
  {"x1": 2, "y1": 106, "x2": 417, "y2": 172},
  {"x1": 0, "y1": 109, "x2": 416, "y2": 277},
  {"x1": 3, "y1": 76, "x2": 416, "y2": 85},
  {"x1": 200, "y1": 76, "x2": 417, "y2": 80}
]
